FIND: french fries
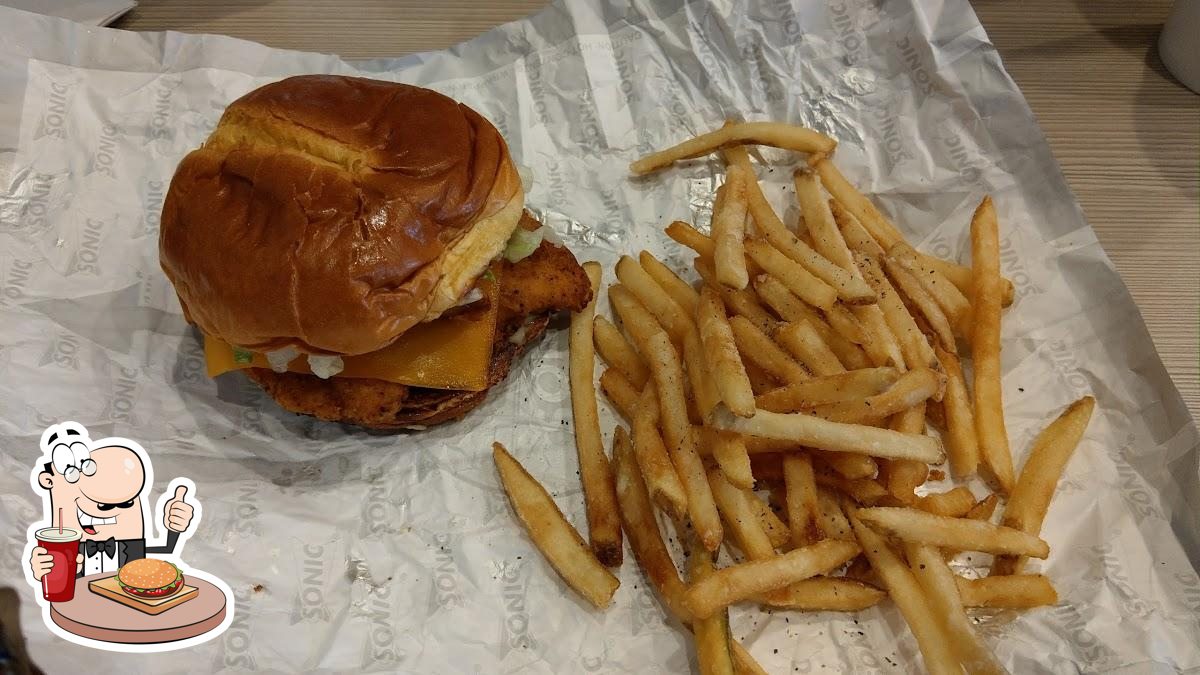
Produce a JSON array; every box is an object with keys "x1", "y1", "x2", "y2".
[
  {"x1": 644, "y1": 331, "x2": 723, "y2": 551},
  {"x1": 755, "y1": 368, "x2": 901, "y2": 411},
  {"x1": 729, "y1": 315, "x2": 810, "y2": 385},
  {"x1": 906, "y1": 544, "x2": 1005, "y2": 675},
  {"x1": 617, "y1": 255, "x2": 690, "y2": 344},
  {"x1": 783, "y1": 454, "x2": 823, "y2": 548},
  {"x1": 695, "y1": 258, "x2": 778, "y2": 334},
  {"x1": 594, "y1": 315, "x2": 649, "y2": 388},
  {"x1": 855, "y1": 507, "x2": 1050, "y2": 557},
  {"x1": 633, "y1": 386, "x2": 689, "y2": 520},
  {"x1": 666, "y1": 220, "x2": 716, "y2": 259},
  {"x1": 969, "y1": 196, "x2": 1015, "y2": 492},
  {"x1": 698, "y1": 286, "x2": 756, "y2": 417},
  {"x1": 847, "y1": 504, "x2": 960, "y2": 675},
  {"x1": 706, "y1": 430, "x2": 754, "y2": 490},
  {"x1": 492, "y1": 129, "x2": 1099, "y2": 674},
  {"x1": 639, "y1": 250, "x2": 700, "y2": 316},
  {"x1": 955, "y1": 574, "x2": 1058, "y2": 609},
  {"x1": 713, "y1": 406, "x2": 944, "y2": 463},
  {"x1": 755, "y1": 577, "x2": 886, "y2": 611},
  {"x1": 713, "y1": 165, "x2": 751, "y2": 289},
  {"x1": 684, "y1": 539, "x2": 860, "y2": 619},
  {"x1": 687, "y1": 536, "x2": 736, "y2": 675},
  {"x1": 937, "y1": 345, "x2": 980, "y2": 478},
  {"x1": 599, "y1": 367, "x2": 640, "y2": 422},
  {"x1": 569, "y1": 263, "x2": 622, "y2": 565},
  {"x1": 993, "y1": 396, "x2": 1094, "y2": 575},
  {"x1": 745, "y1": 240, "x2": 838, "y2": 311},
  {"x1": 493, "y1": 443, "x2": 619, "y2": 608},
  {"x1": 775, "y1": 321, "x2": 846, "y2": 376},
  {"x1": 631, "y1": 121, "x2": 836, "y2": 175},
  {"x1": 708, "y1": 468, "x2": 775, "y2": 560},
  {"x1": 747, "y1": 494, "x2": 792, "y2": 550}
]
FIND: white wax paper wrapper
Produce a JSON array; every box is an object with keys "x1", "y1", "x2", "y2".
[
  {"x1": 1, "y1": 1, "x2": 1198, "y2": 672},
  {"x1": 0, "y1": 0, "x2": 134, "y2": 26}
]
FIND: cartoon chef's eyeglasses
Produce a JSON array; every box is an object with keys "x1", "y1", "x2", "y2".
[{"x1": 44, "y1": 428, "x2": 96, "y2": 484}]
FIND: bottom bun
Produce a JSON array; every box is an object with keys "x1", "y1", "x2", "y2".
[{"x1": 247, "y1": 314, "x2": 550, "y2": 429}]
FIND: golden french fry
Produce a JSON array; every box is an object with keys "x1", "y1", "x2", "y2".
[
  {"x1": 793, "y1": 168, "x2": 860, "y2": 273},
  {"x1": 708, "y1": 467, "x2": 776, "y2": 560},
  {"x1": 969, "y1": 196, "x2": 1014, "y2": 492},
  {"x1": 687, "y1": 535, "x2": 736, "y2": 675},
  {"x1": 936, "y1": 345, "x2": 980, "y2": 478},
  {"x1": 610, "y1": 284, "x2": 667, "y2": 349},
  {"x1": 906, "y1": 544, "x2": 1006, "y2": 675},
  {"x1": 683, "y1": 539, "x2": 860, "y2": 620},
  {"x1": 965, "y1": 494, "x2": 1000, "y2": 521},
  {"x1": 640, "y1": 250, "x2": 701, "y2": 317},
  {"x1": 631, "y1": 121, "x2": 836, "y2": 175},
  {"x1": 755, "y1": 577, "x2": 886, "y2": 611},
  {"x1": 856, "y1": 507, "x2": 1049, "y2": 557},
  {"x1": 599, "y1": 367, "x2": 640, "y2": 422},
  {"x1": 644, "y1": 331, "x2": 723, "y2": 550},
  {"x1": 617, "y1": 255, "x2": 691, "y2": 344},
  {"x1": 811, "y1": 158, "x2": 906, "y2": 248},
  {"x1": 745, "y1": 240, "x2": 838, "y2": 311},
  {"x1": 915, "y1": 487, "x2": 978, "y2": 518},
  {"x1": 810, "y1": 450, "x2": 878, "y2": 480},
  {"x1": 683, "y1": 327, "x2": 723, "y2": 420},
  {"x1": 816, "y1": 487, "x2": 855, "y2": 541},
  {"x1": 993, "y1": 396, "x2": 1095, "y2": 575},
  {"x1": 783, "y1": 454, "x2": 823, "y2": 548},
  {"x1": 853, "y1": 249, "x2": 937, "y2": 370},
  {"x1": 615, "y1": 435, "x2": 772, "y2": 675},
  {"x1": 594, "y1": 315, "x2": 649, "y2": 388},
  {"x1": 493, "y1": 443, "x2": 620, "y2": 608},
  {"x1": 752, "y1": 275, "x2": 872, "y2": 368},
  {"x1": 919, "y1": 251, "x2": 1015, "y2": 309},
  {"x1": 888, "y1": 241, "x2": 971, "y2": 330},
  {"x1": 633, "y1": 385, "x2": 689, "y2": 520},
  {"x1": 846, "y1": 504, "x2": 960, "y2": 675},
  {"x1": 814, "y1": 473, "x2": 891, "y2": 505},
  {"x1": 713, "y1": 165, "x2": 752, "y2": 289},
  {"x1": 883, "y1": 253, "x2": 957, "y2": 352},
  {"x1": 824, "y1": 303, "x2": 869, "y2": 345},
  {"x1": 729, "y1": 315, "x2": 810, "y2": 385},
  {"x1": 695, "y1": 258, "x2": 778, "y2": 334},
  {"x1": 775, "y1": 321, "x2": 846, "y2": 377},
  {"x1": 666, "y1": 220, "x2": 716, "y2": 259},
  {"x1": 805, "y1": 368, "x2": 944, "y2": 423},
  {"x1": 955, "y1": 574, "x2": 1058, "y2": 609},
  {"x1": 718, "y1": 153, "x2": 874, "y2": 305},
  {"x1": 714, "y1": 406, "x2": 944, "y2": 463},
  {"x1": 569, "y1": 263, "x2": 622, "y2": 566},
  {"x1": 755, "y1": 368, "x2": 901, "y2": 411},
  {"x1": 706, "y1": 430, "x2": 754, "y2": 490},
  {"x1": 746, "y1": 492, "x2": 792, "y2": 550},
  {"x1": 613, "y1": 429, "x2": 691, "y2": 621},
  {"x1": 697, "y1": 286, "x2": 757, "y2": 417}
]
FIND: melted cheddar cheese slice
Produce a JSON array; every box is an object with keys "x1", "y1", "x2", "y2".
[{"x1": 204, "y1": 274, "x2": 500, "y2": 391}]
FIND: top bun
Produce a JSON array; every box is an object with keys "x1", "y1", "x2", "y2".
[{"x1": 160, "y1": 75, "x2": 523, "y2": 357}]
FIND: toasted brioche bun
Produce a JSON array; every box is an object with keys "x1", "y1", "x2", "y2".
[{"x1": 160, "y1": 75, "x2": 523, "y2": 357}]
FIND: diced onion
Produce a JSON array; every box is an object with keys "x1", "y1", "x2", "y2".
[
  {"x1": 307, "y1": 355, "x2": 344, "y2": 379},
  {"x1": 457, "y1": 287, "x2": 484, "y2": 306},
  {"x1": 266, "y1": 346, "x2": 300, "y2": 373}
]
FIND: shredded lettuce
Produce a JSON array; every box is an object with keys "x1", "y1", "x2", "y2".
[
  {"x1": 503, "y1": 227, "x2": 543, "y2": 263},
  {"x1": 232, "y1": 347, "x2": 254, "y2": 365}
]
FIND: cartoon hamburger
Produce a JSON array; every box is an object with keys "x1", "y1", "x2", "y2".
[{"x1": 117, "y1": 558, "x2": 183, "y2": 599}]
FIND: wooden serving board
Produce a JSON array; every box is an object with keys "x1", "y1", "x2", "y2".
[{"x1": 88, "y1": 574, "x2": 197, "y2": 615}]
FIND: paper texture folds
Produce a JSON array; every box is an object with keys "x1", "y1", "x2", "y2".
[{"x1": 0, "y1": 1, "x2": 1196, "y2": 672}]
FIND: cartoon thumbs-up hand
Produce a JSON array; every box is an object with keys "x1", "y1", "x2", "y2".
[{"x1": 164, "y1": 485, "x2": 195, "y2": 534}]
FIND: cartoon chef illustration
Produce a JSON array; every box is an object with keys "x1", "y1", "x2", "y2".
[{"x1": 27, "y1": 421, "x2": 196, "y2": 580}]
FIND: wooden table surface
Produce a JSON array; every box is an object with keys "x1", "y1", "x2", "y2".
[{"x1": 114, "y1": 0, "x2": 1200, "y2": 421}]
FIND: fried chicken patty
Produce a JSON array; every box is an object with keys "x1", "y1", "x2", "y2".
[{"x1": 246, "y1": 225, "x2": 590, "y2": 429}]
